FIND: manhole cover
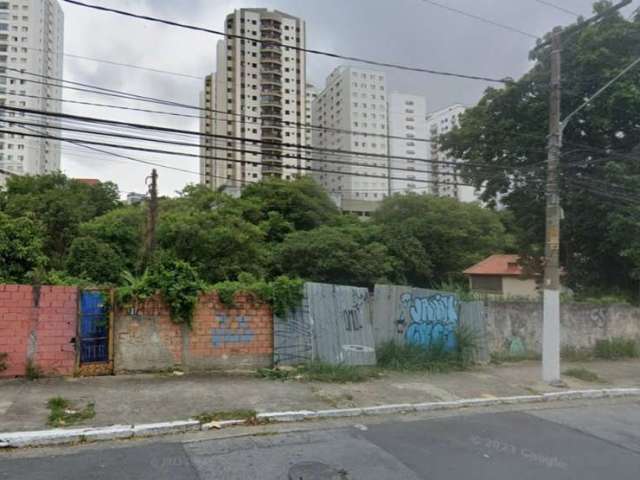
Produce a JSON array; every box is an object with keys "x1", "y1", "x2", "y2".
[{"x1": 288, "y1": 461, "x2": 349, "y2": 480}]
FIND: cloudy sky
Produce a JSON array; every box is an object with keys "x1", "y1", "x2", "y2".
[{"x1": 58, "y1": 0, "x2": 634, "y2": 196}]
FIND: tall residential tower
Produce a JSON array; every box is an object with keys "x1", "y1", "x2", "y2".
[
  {"x1": 199, "y1": 8, "x2": 307, "y2": 194},
  {"x1": 312, "y1": 66, "x2": 389, "y2": 202},
  {"x1": 0, "y1": 0, "x2": 64, "y2": 186}
]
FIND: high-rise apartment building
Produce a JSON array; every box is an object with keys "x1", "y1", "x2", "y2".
[
  {"x1": 427, "y1": 104, "x2": 478, "y2": 202},
  {"x1": 312, "y1": 66, "x2": 388, "y2": 201},
  {"x1": 199, "y1": 9, "x2": 307, "y2": 194},
  {"x1": 387, "y1": 93, "x2": 429, "y2": 194},
  {"x1": 303, "y1": 82, "x2": 317, "y2": 165},
  {"x1": 0, "y1": 0, "x2": 64, "y2": 186}
]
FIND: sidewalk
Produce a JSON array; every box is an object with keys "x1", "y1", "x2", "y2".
[{"x1": 1, "y1": 360, "x2": 639, "y2": 433}]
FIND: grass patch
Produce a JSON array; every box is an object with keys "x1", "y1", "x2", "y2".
[
  {"x1": 26, "y1": 360, "x2": 42, "y2": 380},
  {"x1": 194, "y1": 409, "x2": 257, "y2": 424},
  {"x1": 0, "y1": 352, "x2": 7, "y2": 373},
  {"x1": 563, "y1": 367, "x2": 604, "y2": 383},
  {"x1": 377, "y1": 325, "x2": 479, "y2": 373},
  {"x1": 561, "y1": 346, "x2": 594, "y2": 362},
  {"x1": 490, "y1": 351, "x2": 541, "y2": 365},
  {"x1": 258, "y1": 363, "x2": 379, "y2": 383},
  {"x1": 594, "y1": 337, "x2": 639, "y2": 360},
  {"x1": 47, "y1": 396, "x2": 96, "y2": 427}
]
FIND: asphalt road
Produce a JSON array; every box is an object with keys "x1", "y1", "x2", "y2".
[{"x1": 1, "y1": 402, "x2": 639, "y2": 479}]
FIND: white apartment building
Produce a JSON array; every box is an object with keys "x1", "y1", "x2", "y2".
[
  {"x1": 312, "y1": 66, "x2": 388, "y2": 201},
  {"x1": 426, "y1": 104, "x2": 478, "y2": 202},
  {"x1": 303, "y1": 82, "x2": 317, "y2": 165},
  {"x1": 199, "y1": 9, "x2": 307, "y2": 194},
  {"x1": 387, "y1": 93, "x2": 429, "y2": 194},
  {"x1": 0, "y1": 0, "x2": 63, "y2": 186}
]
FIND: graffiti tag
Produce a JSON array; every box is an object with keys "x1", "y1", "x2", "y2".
[
  {"x1": 398, "y1": 293, "x2": 458, "y2": 350},
  {"x1": 211, "y1": 314, "x2": 254, "y2": 347}
]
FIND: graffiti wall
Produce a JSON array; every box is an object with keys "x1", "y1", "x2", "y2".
[
  {"x1": 274, "y1": 283, "x2": 377, "y2": 366},
  {"x1": 371, "y1": 285, "x2": 459, "y2": 350}
]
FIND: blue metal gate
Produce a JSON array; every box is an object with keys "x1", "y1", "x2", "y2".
[{"x1": 79, "y1": 291, "x2": 109, "y2": 363}]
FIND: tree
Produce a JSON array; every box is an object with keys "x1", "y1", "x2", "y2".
[
  {"x1": 240, "y1": 177, "x2": 341, "y2": 231},
  {"x1": 65, "y1": 237, "x2": 126, "y2": 284},
  {"x1": 0, "y1": 212, "x2": 47, "y2": 283},
  {"x1": 440, "y1": 3, "x2": 640, "y2": 294},
  {"x1": 372, "y1": 194, "x2": 510, "y2": 285},
  {"x1": 273, "y1": 222, "x2": 396, "y2": 287},
  {"x1": 78, "y1": 206, "x2": 145, "y2": 274},
  {"x1": 157, "y1": 186, "x2": 267, "y2": 283},
  {"x1": 0, "y1": 173, "x2": 120, "y2": 265}
]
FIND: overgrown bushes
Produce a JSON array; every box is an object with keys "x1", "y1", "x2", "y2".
[{"x1": 594, "y1": 337, "x2": 639, "y2": 359}]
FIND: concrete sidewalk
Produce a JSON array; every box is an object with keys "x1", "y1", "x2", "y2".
[{"x1": 1, "y1": 360, "x2": 639, "y2": 433}]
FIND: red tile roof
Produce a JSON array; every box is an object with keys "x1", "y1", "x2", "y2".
[
  {"x1": 463, "y1": 254, "x2": 524, "y2": 276},
  {"x1": 74, "y1": 178, "x2": 100, "y2": 186}
]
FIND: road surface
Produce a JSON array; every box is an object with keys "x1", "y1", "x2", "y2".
[{"x1": 1, "y1": 401, "x2": 639, "y2": 479}]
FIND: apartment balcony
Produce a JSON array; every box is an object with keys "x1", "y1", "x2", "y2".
[
  {"x1": 261, "y1": 105, "x2": 282, "y2": 118},
  {"x1": 261, "y1": 52, "x2": 282, "y2": 64},
  {"x1": 261, "y1": 72, "x2": 282, "y2": 84},
  {"x1": 261, "y1": 85, "x2": 282, "y2": 95},
  {"x1": 260, "y1": 42, "x2": 282, "y2": 54},
  {"x1": 260, "y1": 95, "x2": 281, "y2": 107},
  {"x1": 261, "y1": 30, "x2": 281, "y2": 41},
  {"x1": 261, "y1": 118, "x2": 284, "y2": 128},
  {"x1": 262, "y1": 127, "x2": 283, "y2": 141},
  {"x1": 260, "y1": 64, "x2": 281, "y2": 75}
]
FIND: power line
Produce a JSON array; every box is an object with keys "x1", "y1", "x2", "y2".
[
  {"x1": 416, "y1": 0, "x2": 539, "y2": 39},
  {"x1": 0, "y1": 127, "x2": 476, "y2": 187},
  {"x1": 23, "y1": 45, "x2": 203, "y2": 80},
  {"x1": 533, "y1": 0, "x2": 580, "y2": 17},
  {"x1": 4, "y1": 68, "x2": 445, "y2": 145},
  {"x1": 3, "y1": 104, "x2": 541, "y2": 172},
  {"x1": 61, "y1": 0, "x2": 509, "y2": 83}
]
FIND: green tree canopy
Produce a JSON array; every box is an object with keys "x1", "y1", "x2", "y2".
[
  {"x1": 240, "y1": 177, "x2": 341, "y2": 231},
  {"x1": 272, "y1": 221, "x2": 396, "y2": 287},
  {"x1": 372, "y1": 194, "x2": 510, "y2": 285},
  {"x1": 0, "y1": 173, "x2": 120, "y2": 265},
  {"x1": 440, "y1": 2, "x2": 640, "y2": 294},
  {"x1": 0, "y1": 212, "x2": 47, "y2": 283}
]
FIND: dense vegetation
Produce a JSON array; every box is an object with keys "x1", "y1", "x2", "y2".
[
  {"x1": 441, "y1": 2, "x2": 640, "y2": 298},
  {"x1": 0, "y1": 173, "x2": 509, "y2": 293}
]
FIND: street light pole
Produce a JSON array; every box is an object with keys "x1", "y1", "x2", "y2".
[{"x1": 542, "y1": 27, "x2": 562, "y2": 384}]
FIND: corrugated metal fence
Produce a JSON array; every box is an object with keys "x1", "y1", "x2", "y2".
[{"x1": 275, "y1": 282, "x2": 488, "y2": 366}]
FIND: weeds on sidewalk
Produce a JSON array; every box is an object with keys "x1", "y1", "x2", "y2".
[
  {"x1": 0, "y1": 352, "x2": 7, "y2": 372},
  {"x1": 490, "y1": 351, "x2": 541, "y2": 364},
  {"x1": 377, "y1": 325, "x2": 479, "y2": 372},
  {"x1": 258, "y1": 363, "x2": 380, "y2": 383},
  {"x1": 561, "y1": 346, "x2": 593, "y2": 362},
  {"x1": 194, "y1": 409, "x2": 257, "y2": 423},
  {"x1": 26, "y1": 360, "x2": 42, "y2": 380},
  {"x1": 594, "y1": 337, "x2": 639, "y2": 360},
  {"x1": 47, "y1": 397, "x2": 96, "y2": 427},
  {"x1": 563, "y1": 367, "x2": 604, "y2": 383}
]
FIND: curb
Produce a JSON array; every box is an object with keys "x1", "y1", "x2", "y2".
[{"x1": 2, "y1": 387, "x2": 639, "y2": 449}]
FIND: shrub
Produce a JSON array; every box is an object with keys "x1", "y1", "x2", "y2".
[
  {"x1": 0, "y1": 352, "x2": 7, "y2": 372},
  {"x1": 594, "y1": 337, "x2": 639, "y2": 359},
  {"x1": 377, "y1": 325, "x2": 479, "y2": 372}
]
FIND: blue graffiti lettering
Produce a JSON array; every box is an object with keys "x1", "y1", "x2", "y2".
[
  {"x1": 211, "y1": 314, "x2": 255, "y2": 347},
  {"x1": 401, "y1": 294, "x2": 458, "y2": 350}
]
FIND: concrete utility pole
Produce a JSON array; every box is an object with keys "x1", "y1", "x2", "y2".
[
  {"x1": 143, "y1": 169, "x2": 158, "y2": 269},
  {"x1": 542, "y1": 27, "x2": 563, "y2": 384}
]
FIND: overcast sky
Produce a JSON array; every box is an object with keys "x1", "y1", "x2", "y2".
[{"x1": 58, "y1": 0, "x2": 634, "y2": 196}]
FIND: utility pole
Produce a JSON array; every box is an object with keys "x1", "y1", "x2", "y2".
[
  {"x1": 542, "y1": 27, "x2": 562, "y2": 384},
  {"x1": 142, "y1": 169, "x2": 158, "y2": 269}
]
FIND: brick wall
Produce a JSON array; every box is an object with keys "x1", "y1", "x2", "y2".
[
  {"x1": 0, "y1": 285, "x2": 78, "y2": 378},
  {"x1": 114, "y1": 292, "x2": 273, "y2": 373}
]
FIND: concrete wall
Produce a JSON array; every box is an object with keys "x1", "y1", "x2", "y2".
[
  {"x1": 0, "y1": 285, "x2": 77, "y2": 377},
  {"x1": 114, "y1": 293, "x2": 273, "y2": 373},
  {"x1": 486, "y1": 301, "x2": 640, "y2": 355},
  {"x1": 502, "y1": 277, "x2": 538, "y2": 299}
]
